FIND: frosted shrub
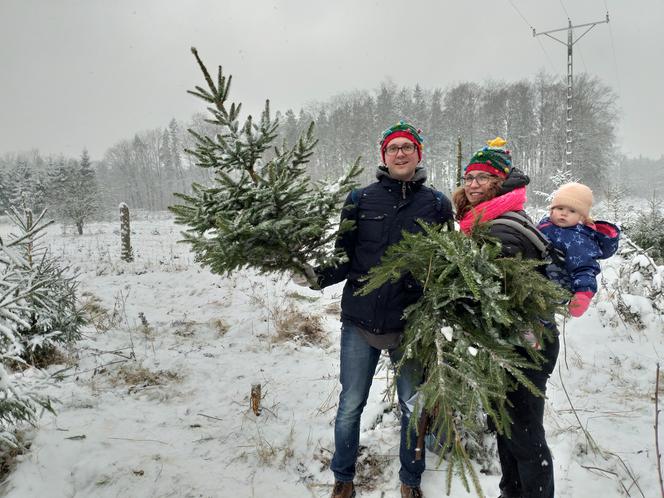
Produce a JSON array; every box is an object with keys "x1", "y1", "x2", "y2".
[
  {"x1": 624, "y1": 196, "x2": 664, "y2": 263},
  {"x1": 0, "y1": 364, "x2": 54, "y2": 450},
  {"x1": 0, "y1": 211, "x2": 58, "y2": 456},
  {"x1": 597, "y1": 236, "x2": 664, "y2": 328},
  {"x1": 1, "y1": 206, "x2": 85, "y2": 364}
]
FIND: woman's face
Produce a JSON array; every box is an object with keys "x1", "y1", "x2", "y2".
[{"x1": 463, "y1": 172, "x2": 499, "y2": 205}]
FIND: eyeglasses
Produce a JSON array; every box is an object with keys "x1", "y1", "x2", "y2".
[
  {"x1": 462, "y1": 174, "x2": 494, "y2": 186},
  {"x1": 385, "y1": 143, "x2": 417, "y2": 156}
]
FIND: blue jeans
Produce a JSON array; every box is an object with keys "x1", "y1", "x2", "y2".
[{"x1": 330, "y1": 322, "x2": 425, "y2": 487}]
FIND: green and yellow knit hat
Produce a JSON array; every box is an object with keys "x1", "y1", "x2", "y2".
[{"x1": 465, "y1": 137, "x2": 512, "y2": 178}]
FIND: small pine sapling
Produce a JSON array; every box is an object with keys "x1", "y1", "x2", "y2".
[
  {"x1": 169, "y1": 48, "x2": 362, "y2": 284},
  {"x1": 1, "y1": 205, "x2": 85, "y2": 364},
  {"x1": 0, "y1": 209, "x2": 60, "y2": 451}
]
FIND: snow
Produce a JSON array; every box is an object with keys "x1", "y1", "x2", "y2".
[
  {"x1": 634, "y1": 254, "x2": 651, "y2": 268},
  {"x1": 2, "y1": 216, "x2": 663, "y2": 497},
  {"x1": 622, "y1": 294, "x2": 656, "y2": 317},
  {"x1": 440, "y1": 326, "x2": 453, "y2": 342}
]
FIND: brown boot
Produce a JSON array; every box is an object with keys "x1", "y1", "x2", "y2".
[
  {"x1": 331, "y1": 480, "x2": 355, "y2": 498},
  {"x1": 400, "y1": 483, "x2": 424, "y2": 498}
]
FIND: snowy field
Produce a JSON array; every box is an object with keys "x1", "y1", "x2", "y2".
[{"x1": 1, "y1": 215, "x2": 662, "y2": 498}]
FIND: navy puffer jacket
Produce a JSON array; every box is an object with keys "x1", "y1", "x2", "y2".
[
  {"x1": 538, "y1": 217, "x2": 620, "y2": 293},
  {"x1": 318, "y1": 166, "x2": 453, "y2": 335}
]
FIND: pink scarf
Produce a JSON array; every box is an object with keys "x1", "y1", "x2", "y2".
[{"x1": 459, "y1": 187, "x2": 527, "y2": 234}]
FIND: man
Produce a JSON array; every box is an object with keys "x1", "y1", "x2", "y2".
[{"x1": 304, "y1": 121, "x2": 453, "y2": 498}]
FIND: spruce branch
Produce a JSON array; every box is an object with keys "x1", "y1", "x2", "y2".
[{"x1": 360, "y1": 223, "x2": 567, "y2": 497}]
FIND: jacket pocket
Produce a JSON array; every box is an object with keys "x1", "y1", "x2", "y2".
[{"x1": 358, "y1": 211, "x2": 386, "y2": 242}]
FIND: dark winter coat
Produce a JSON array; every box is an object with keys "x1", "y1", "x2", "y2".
[
  {"x1": 317, "y1": 166, "x2": 453, "y2": 335},
  {"x1": 490, "y1": 211, "x2": 542, "y2": 259},
  {"x1": 537, "y1": 218, "x2": 620, "y2": 293},
  {"x1": 466, "y1": 169, "x2": 561, "y2": 498}
]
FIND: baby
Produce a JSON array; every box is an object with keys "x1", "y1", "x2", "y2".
[{"x1": 538, "y1": 182, "x2": 620, "y2": 317}]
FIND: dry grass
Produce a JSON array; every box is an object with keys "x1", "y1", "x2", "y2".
[
  {"x1": 211, "y1": 318, "x2": 230, "y2": 337},
  {"x1": 248, "y1": 424, "x2": 297, "y2": 468},
  {"x1": 313, "y1": 445, "x2": 389, "y2": 492},
  {"x1": 6, "y1": 344, "x2": 74, "y2": 372},
  {"x1": 172, "y1": 318, "x2": 230, "y2": 338},
  {"x1": 353, "y1": 445, "x2": 391, "y2": 491},
  {"x1": 79, "y1": 291, "x2": 119, "y2": 332},
  {"x1": 271, "y1": 305, "x2": 328, "y2": 347},
  {"x1": 324, "y1": 302, "x2": 341, "y2": 315},
  {"x1": 244, "y1": 280, "x2": 328, "y2": 347},
  {"x1": 25, "y1": 345, "x2": 72, "y2": 369},
  {"x1": 110, "y1": 362, "x2": 181, "y2": 389}
]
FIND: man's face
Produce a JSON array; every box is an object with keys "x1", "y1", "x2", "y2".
[
  {"x1": 550, "y1": 205, "x2": 584, "y2": 227},
  {"x1": 384, "y1": 137, "x2": 419, "y2": 181}
]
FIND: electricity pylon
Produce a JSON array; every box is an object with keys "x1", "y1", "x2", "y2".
[{"x1": 533, "y1": 13, "x2": 609, "y2": 170}]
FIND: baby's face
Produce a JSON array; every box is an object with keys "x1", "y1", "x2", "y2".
[{"x1": 550, "y1": 205, "x2": 584, "y2": 228}]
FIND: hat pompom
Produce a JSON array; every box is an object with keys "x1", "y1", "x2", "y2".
[{"x1": 487, "y1": 137, "x2": 507, "y2": 148}]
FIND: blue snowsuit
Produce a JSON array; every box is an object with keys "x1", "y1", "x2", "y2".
[{"x1": 537, "y1": 217, "x2": 621, "y2": 293}]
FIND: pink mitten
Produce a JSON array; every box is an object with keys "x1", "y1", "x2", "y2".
[{"x1": 568, "y1": 291, "x2": 594, "y2": 317}]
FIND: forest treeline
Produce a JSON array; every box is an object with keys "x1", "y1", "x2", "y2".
[{"x1": 1, "y1": 71, "x2": 662, "y2": 220}]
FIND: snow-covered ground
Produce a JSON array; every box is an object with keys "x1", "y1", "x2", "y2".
[{"x1": 1, "y1": 216, "x2": 662, "y2": 497}]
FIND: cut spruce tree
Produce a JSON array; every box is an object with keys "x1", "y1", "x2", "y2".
[
  {"x1": 360, "y1": 223, "x2": 568, "y2": 497},
  {"x1": 169, "y1": 48, "x2": 361, "y2": 283}
]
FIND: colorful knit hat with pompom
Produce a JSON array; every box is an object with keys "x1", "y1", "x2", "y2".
[
  {"x1": 379, "y1": 120, "x2": 424, "y2": 163},
  {"x1": 465, "y1": 137, "x2": 512, "y2": 178}
]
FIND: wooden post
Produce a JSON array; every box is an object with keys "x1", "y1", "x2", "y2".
[
  {"x1": 251, "y1": 383, "x2": 262, "y2": 416},
  {"x1": 456, "y1": 136, "x2": 463, "y2": 188},
  {"x1": 119, "y1": 203, "x2": 133, "y2": 262}
]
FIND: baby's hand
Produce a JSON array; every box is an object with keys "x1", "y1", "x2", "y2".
[{"x1": 568, "y1": 291, "x2": 594, "y2": 317}]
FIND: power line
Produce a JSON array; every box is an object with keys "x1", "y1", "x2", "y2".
[
  {"x1": 534, "y1": 37, "x2": 560, "y2": 75},
  {"x1": 507, "y1": 0, "x2": 558, "y2": 74},
  {"x1": 508, "y1": 0, "x2": 533, "y2": 28},
  {"x1": 577, "y1": 46, "x2": 588, "y2": 74},
  {"x1": 602, "y1": 0, "x2": 623, "y2": 96},
  {"x1": 558, "y1": 0, "x2": 571, "y2": 20}
]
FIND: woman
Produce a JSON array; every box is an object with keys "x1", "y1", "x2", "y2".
[{"x1": 453, "y1": 137, "x2": 559, "y2": 498}]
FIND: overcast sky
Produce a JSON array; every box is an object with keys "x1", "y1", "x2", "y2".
[{"x1": 1, "y1": 0, "x2": 662, "y2": 161}]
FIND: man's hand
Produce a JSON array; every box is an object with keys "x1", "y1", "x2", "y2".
[
  {"x1": 568, "y1": 291, "x2": 593, "y2": 317},
  {"x1": 291, "y1": 264, "x2": 319, "y2": 289}
]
